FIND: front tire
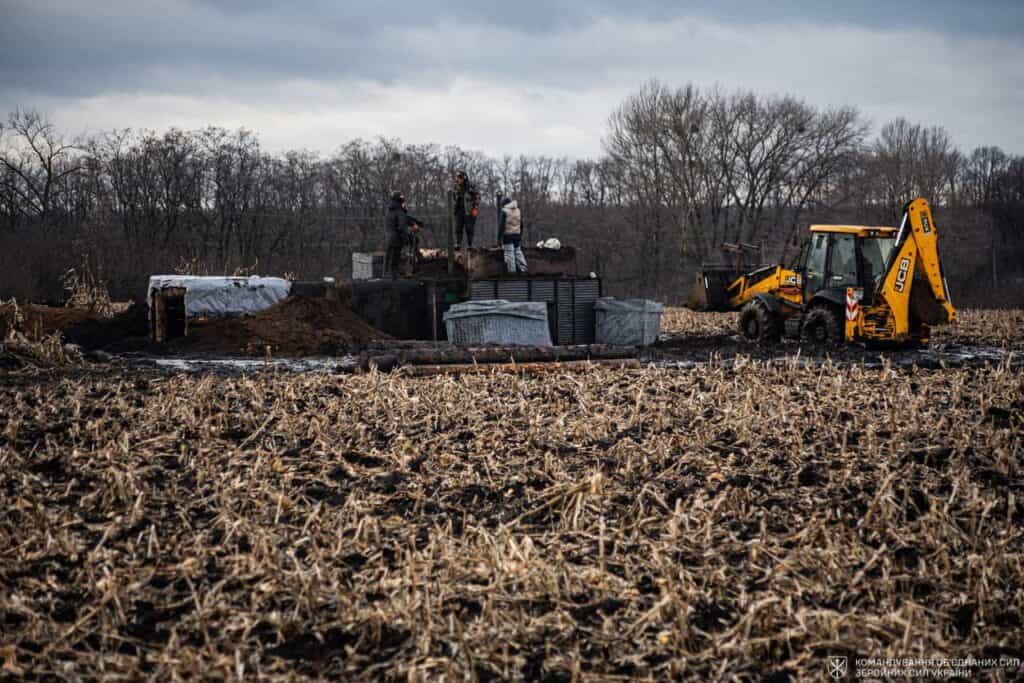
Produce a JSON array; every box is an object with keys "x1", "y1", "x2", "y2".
[
  {"x1": 801, "y1": 305, "x2": 843, "y2": 347},
  {"x1": 739, "y1": 300, "x2": 781, "y2": 344}
]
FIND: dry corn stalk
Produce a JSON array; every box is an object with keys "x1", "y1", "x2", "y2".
[{"x1": 1, "y1": 312, "x2": 1022, "y2": 680}]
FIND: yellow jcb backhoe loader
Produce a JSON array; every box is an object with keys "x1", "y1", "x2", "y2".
[{"x1": 726, "y1": 197, "x2": 956, "y2": 346}]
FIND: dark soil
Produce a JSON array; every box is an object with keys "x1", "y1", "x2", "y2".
[
  {"x1": 653, "y1": 308, "x2": 1024, "y2": 368},
  {"x1": 1, "y1": 363, "x2": 1021, "y2": 679},
  {"x1": 3, "y1": 295, "x2": 391, "y2": 357},
  {"x1": 63, "y1": 303, "x2": 150, "y2": 352},
  {"x1": 161, "y1": 295, "x2": 390, "y2": 356},
  {"x1": 0, "y1": 302, "x2": 101, "y2": 340}
]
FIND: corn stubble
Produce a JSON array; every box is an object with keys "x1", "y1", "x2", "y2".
[
  {"x1": 2, "y1": 333, "x2": 1023, "y2": 679},
  {"x1": 660, "y1": 307, "x2": 1024, "y2": 348}
]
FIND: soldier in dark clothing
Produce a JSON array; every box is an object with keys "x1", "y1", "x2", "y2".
[
  {"x1": 452, "y1": 170, "x2": 480, "y2": 248},
  {"x1": 385, "y1": 192, "x2": 421, "y2": 279}
]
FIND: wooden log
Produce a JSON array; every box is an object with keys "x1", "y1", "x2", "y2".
[
  {"x1": 361, "y1": 340, "x2": 449, "y2": 352},
  {"x1": 398, "y1": 358, "x2": 640, "y2": 377},
  {"x1": 360, "y1": 344, "x2": 638, "y2": 371}
]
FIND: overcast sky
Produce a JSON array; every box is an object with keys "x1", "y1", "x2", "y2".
[{"x1": 1, "y1": 1, "x2": 1022, "y2": 158}]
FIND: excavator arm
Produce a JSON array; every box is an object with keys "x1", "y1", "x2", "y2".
[{"x1": 877, "y1": 198, "x2": 957, "y2": 337}]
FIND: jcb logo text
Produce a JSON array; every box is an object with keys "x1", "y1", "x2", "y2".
[{"x1": 893, "y1": 257, "x2": 911, "y2": 293}]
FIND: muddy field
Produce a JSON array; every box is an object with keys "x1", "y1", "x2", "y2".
[
  {"x1": 655, "y1": 308, "x2": 1024, "y2": 368},
  {"x1": 659, "y1": 307, "x2": 1024, "y2": 348},
  {"x1": 2, "y1": 336, "x2": 1023, "y2": 679}
]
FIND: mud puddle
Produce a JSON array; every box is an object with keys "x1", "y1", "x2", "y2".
[
  {"x1": 126, "y1": 355, "x2": 358, "y2": 374},
  {"x1": 650, "y1": 335, "x2": 1022, "y2": 370}
]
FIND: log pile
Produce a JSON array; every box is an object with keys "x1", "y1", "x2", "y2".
[
  {"x1": 398, "y1": 358, "x2": 640, "y2": 377},
  {"x1": 357, "y1": 343, "x2": 638, "y2": 372}
]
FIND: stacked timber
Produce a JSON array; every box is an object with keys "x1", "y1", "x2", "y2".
[
  {"x1": 399, "y1": 359, "x2": 639, "y2": 377},
  {"x1": 357, "y1": 343, "x2": 638, "y2": 373}
]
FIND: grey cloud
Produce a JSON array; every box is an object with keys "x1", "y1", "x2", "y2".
[
  {"x1": 1, "y1": 0, "x2": 1021, "y2": 156},
  {"x1": 3, "y1": 0, "x2": 1020, "y2": 102}
]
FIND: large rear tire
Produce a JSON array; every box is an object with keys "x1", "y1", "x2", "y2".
[
  {"x1": 739, "y1": 300, "x2": 781, "y2": 344},
  {"x1": 801, "y1": 305, "x2": 843, "y2": 347}
]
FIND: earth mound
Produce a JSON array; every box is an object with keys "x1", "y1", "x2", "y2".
[
  {"x1": 0, "y1": 302, "x2": 101, "y2": 341},
  {"x1": 165, "y1": 295, "x2": 390, "y2": 356}
]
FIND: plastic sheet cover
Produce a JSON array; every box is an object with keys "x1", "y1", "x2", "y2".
[
  {"x1": 595, "y1": 298, "x2": 664, "y2": 346},
  {"x1": 443, "y1": 300, "x2": 552, "y2": 346},
  {"x1": 147, "y1": 276, "x2": 292, "y2": 318}
]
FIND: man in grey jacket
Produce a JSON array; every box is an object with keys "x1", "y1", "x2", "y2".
[{"x1": 498, "y1": 197, "x2": 527, "y2": 274}]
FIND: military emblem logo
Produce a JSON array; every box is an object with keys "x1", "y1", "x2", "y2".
[{"x1": 828, "y1": 655, "x2": 848, "y2": 679}]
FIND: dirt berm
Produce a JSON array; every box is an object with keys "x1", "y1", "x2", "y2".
[
  {"x1": 3, "y1": 294, "x2": 389, "y2": 357},
  {"x1": 0, "y1": 302, "x2": 101, "y2": 341},
  {"x1": 161, "y1": 295, "x2": 390, "y2": 356}
]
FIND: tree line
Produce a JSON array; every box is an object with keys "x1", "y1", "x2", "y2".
[{"x1": 1, "y1": 81, "x2": 1022, "y2": 306}]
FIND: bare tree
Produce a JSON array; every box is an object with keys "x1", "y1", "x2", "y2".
[
  {"x1": 871, "y1": 118, "x2": 960, "y2": 215},
  {"x1": 604, "y1": 82, "x2": 867, "y2": 286},
  {"x1": 0, "y1": 109, "x2": 83, "y2": 224},
  {"x1": 0, "y1": 104, "x2": 1018, "y2": 306}
]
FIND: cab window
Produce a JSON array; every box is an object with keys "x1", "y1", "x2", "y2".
[
  {"x1": 828, "y1": 234, "x2": 858, "y2": 287},
  {"x1": 860, "y1": 237, "x2": 895, "y2": 288},
  {"x1": 805, "y1": 233, "x2": 828, "y2": 294},
  {"x1": 790, "y1": 240, "x2": 809, "y2": 270}
]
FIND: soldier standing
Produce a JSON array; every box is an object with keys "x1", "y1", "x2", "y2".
[
  {"x1": 385, "y1": 192, "x2": 421, "y2": 279},
  {"x1": 452, "y1": 170, "x2": 479, "y2": 249},
  {"x1": 498, "y1": 197, "x2": 528, "y2": 273}
]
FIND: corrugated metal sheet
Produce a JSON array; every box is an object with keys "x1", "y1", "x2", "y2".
[
  {"x1": 470, "y1": 277, "x2": 601, "y2": 344},
  {"x1": 570, "y1": 280, "x2": 601, "y2": 345}
]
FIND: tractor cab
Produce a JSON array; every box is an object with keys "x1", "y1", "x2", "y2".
[
  {"x1": 730, "y1": 225, "x2": 901, "y2": 345},
  {"x1": 723, "y1": 198, "x2": 954, "y2": 347},
  {"x1": 796, "y1": 226, "x2": 898, "y2": 305}
]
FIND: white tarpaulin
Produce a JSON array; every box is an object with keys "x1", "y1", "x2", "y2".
[{"x1": 147, "y1": 275, "x2": 292, "y2": 318}]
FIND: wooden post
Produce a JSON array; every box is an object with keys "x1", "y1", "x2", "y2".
[
  {"x1": 429, "y1": 282, "x2": 438, "y2": 341},
  {"x1": 446, "y1": 190, "x2": 454, "y2": 276},
  {"x1": 496, "y1": 191, "x2": 502, "y2": 246},
  {"x1": 991, "y1": 229, "x2": 998, "y2": 290}
]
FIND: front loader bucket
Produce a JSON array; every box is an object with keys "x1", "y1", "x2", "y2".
[
  {"x1": 686, "y1": 273, "x2": 710, "y2": 310},
  {"x1": 686, "y1": 268, "x2": 743, "y2": 311}
]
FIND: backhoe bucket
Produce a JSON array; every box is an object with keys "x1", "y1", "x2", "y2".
[
  {"x1": 686, "y1": 273, "x2": 710, "y2": 310},
  {"x1": 909, "y1": 273, "x2": 952, "y2": 326},
  {"x1": 686, "y1": 268, "x2": 743, "y2": 311}
]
